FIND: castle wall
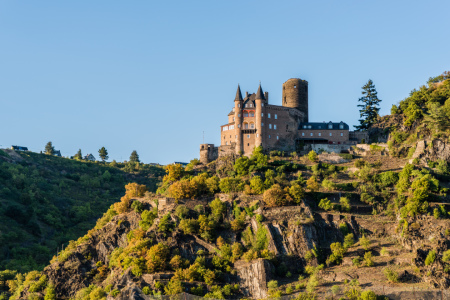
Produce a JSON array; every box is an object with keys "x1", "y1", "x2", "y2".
[
  {"x1": 299, "y1": 128, "x2": 349, "y2": 143},
  {"x1": 282, "y1": 78, "x2": 308, "y2": 121}
]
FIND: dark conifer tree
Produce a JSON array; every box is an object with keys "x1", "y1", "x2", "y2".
[
  {"x1": 355, "y1": 79, "x2": 382, "y2": 131},
  {"x1": 45, "y1": 141, "x2": 55, "y2": 155},
  {"x1": 98, "y1": 147, "x2": 109, "y2": 162},
  {"x1": 74, "y1": 149, "x2": 82, "y2": 160},
  {"x1": 130, "y1": 150, "x2": 140, "y2": 163}
]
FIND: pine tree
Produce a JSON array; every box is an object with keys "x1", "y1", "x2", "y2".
[
  {"x1": 74, "y1": 149, "x2": 82, "y2": 160},
  {"x1": 45, "y1": 141, "x2": 55, "y2": 155},
  {"x1": 355, "y1": 79, "x2": 382, "y2": 131},
  {"x1": 98, "y1": 147, "x2": 109, "y2": 162},
  {"x1": 130, "y1": 150, "x2": 140, "y2": 163}
]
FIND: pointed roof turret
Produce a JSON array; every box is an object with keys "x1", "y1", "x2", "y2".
[
  {"x1": 255, "y1": 83, "x2": 265, "y2": 100},
  {"x1": 234, "y1": 84, "x2": 243, "y2": 101}
]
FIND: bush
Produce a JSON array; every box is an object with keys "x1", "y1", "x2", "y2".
[
  {"x1": 383, "y1": 267, "x2": 398, "y2": 283},
  {"x1": 344, "y1": 233, "x2": 355, "y2": 249},
  {"x1": 318, "y1": 198, "x2": 333, "y2": 211},
  {"x1": 364, "y1": 251, "x2": 374, "y2": 267},
  {"x1": 339, "y1": 197, "x2": 351, "y2": 212},
  {"x1": 175, "y1": 205, "x2": 189, "y2": 219},
  {"x1": 354, "y1": 159, "x2": 366, "y2": 169},
  {"x1": 250, "y1": 176, "x2": 265, "y2": 194},
  {"x1": 360, "y1": 290, "x2": 377, "y2": 300},
  {"x1": 359, "y1": 235, "x2": 370, "y2": 250},
  {"x1": 289, "y1": 183, "x2": 305, "y2": 204},
  {"x1": 306, "y1": 176, "x2": 319, "y2": 192},
  {"x1": 443, "y1": 250, "x2": 450, "y2": 263},
  {"x1": 263, "y1": 184, "x2": 288, "y2": 207},
  {"x1": 308, "y1": 150, "x2": 318, "y2": 162},
  {"x1": 425, "y1": 250, "x2": 436, "y2": 266}
]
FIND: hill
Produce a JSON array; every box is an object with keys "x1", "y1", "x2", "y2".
[
  {"x1": 3, "y1": 72, "x2": 450, "y2": 300},
  {"x1": 0, "y1": 150, "x2": 165, "y2": 272}
]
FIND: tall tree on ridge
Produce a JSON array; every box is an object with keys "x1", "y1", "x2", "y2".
[
  {"x1": 355, "y1": 79, "x2": 382, "y2": 131},
  {"x1": 130, "y1": 150, "x2": 140, "y2": 163},
  {"x1": 45, "y1": 141, "x2": 55, "y2": 155},
  {"x1": 98, "y1": 147, "x2": 109, "y2": 162}
]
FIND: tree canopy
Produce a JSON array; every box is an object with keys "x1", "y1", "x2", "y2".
[{"x1": 98, "y1": 147, "x2": 109, "y2": 162}]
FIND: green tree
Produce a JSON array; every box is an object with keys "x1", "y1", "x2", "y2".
[
  {"x1": 74, "y1": 149, "x2": 82, "y2": 160},
  {"x1": 130, "y1": 150, "x2": 140, "y2": 163},
  {"x1": 355, "y1": 79, "x2": 382, "y2": 131},
  {"x1": 98, "y1": 147, "x2": 109, "y2": 162},
  {"x1": 45, "y1": 141, "x2": 55, "y2": 155}
]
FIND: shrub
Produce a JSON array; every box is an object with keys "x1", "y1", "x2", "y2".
[
  {"x1": 146, "y1": 243, "x2": 169, "y2": 273},
  {"x1": 131, "y1": 201, "x2": 144, "y2": 213},
  {"x1": 139, "y1": 209, "x2": 158, "y2": 231},
  {"x1": 263, "y1": 184, "x2": 288, "y2": 207},
  {"x1": 344, "y1": 233, "x2": 355, "y2": 249},
  {"x1": 425, "y1": 250, "x2": 436, "y2": 266},
  {"x1": 306, "y1": 176, "x2": 319, "y2": 192},
  {"x1": 210, "y1": 198, "x2": 226, "y2": 221},
  {"x1": 359, "y1": 235, "x2": 370, "y2": 250},
  {"x1": 158, "y1": 213, "x2": 174, "y2": 234},
  {"x1": 352, "y1": 256, "x2": 362, "y2": 266},
  {"x1": 164, "y1": 278, "x2": 183, "y2": 295},
  {"x1": 289, "y1": 183, "x2": 305, "y2": 204},
  {"x1": 318, "y1": 198, "x2": 333, "y2": 211},
  {"x1": 360, "y1": 290, "x2": 377, "y2": 300},
  {"x1": 110, "y1": 289, "x2": 120, "y2": 297},
  {"x1": 383, "y1": 267, "x2": 398, "y2": 283},
  {"x1": 380, "y1": 248, "x2": 389, "y2": 256},
  {"x1": 175, "y1": 205, "x2": 189, "y2": 219},
  {"x1": 250, "y1": 176, "x2": 265, "y2": 194},
  {"x1": 339, "y1": 197, "x2": 351, "y2": 212},
  {"x1": 443, "y1": 250, "x2": 450, "y2": 263},
  {"x1": 326, "y1": 242, "x2": 345, "y2": 266},
  {"x1": 364, "y1": 251, "x2": 374, "y2": 267},
  {"x1": 308, "y1": 151, "x2": 318, "y2": 162},
  {"x1": 354, "y1": 159, "x2": 366, "y2": 169}
]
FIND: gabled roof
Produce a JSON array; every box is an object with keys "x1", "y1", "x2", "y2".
[{"x1": 298, "y1": 121, "x2": 349, "y2": 130}]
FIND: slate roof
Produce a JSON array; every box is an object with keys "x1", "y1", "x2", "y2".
[
  {"x1": 234, "y1": 85, "x2": 243, "y2": 101},
  {"x1": 298, "y1": 121, "x2": 349, "y2": 130}
]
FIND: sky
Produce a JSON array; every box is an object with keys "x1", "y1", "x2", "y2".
[{"x1": 1, "y1": 1, "x2": 449, "y2": 164}]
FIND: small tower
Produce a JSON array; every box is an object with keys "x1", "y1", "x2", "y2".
[
  {"x1": 282, "y1": 78, "x2": 308, "y2": 121},
  {"x1": 255, "y1": 83, "x2": 265, "y2": 148},
  {"x1": 234, "y1": 85, "x2": 243, "y2": 154}
]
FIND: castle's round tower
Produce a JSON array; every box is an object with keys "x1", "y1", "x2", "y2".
[{"x1": 282, "y1": 78, "x2": 308, "y2": 121}]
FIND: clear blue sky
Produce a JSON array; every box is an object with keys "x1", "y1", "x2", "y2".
[{"x1": 1, "y1": 1, "x2": 449, "y2": 164}]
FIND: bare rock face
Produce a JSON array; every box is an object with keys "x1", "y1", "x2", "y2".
[{"x1": 235, "y1": 259, "x2": 274, "y2": 299}]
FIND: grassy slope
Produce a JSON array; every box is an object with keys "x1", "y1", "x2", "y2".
[{"x1": 0, "y1": 151, "x2": 164, "y2": 272}]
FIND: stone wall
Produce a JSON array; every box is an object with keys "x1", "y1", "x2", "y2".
[{"x1": 199, "y1": 144, "x2": 218, "y2": 164}]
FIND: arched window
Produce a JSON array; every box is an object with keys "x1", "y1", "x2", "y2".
[
  {"x1": 250, "y1": 112, "x2": 254, "y2": 117},
  {"x1": 244, "y1": 112, "x2": 249, "y2": 117},
  {"x1": 250, "y1": 123, "x2": 255, "y2": 129},
  {"x1": 244, "y1": 123, "x2": 249, "y2": 129}
]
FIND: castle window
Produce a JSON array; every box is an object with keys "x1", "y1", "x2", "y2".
[
  {"x1": 310, "y1": 133, "x2": 313, "y2": 136},
  {"x1": 233, "y1": 117, "x2": 235, "y2": 122},
  {"x1": 339, "y1": 123, "x2": 344, "y2": 129},
  {"x1": 294, "y1": 85, "x2": 296, "y2": 88},
  {"x1": 262, "y1": 122, "x2": 264, "y2": 126},
  {"x1": 244, "y1": 112, "x2": 248, "y2": 117},
  {"x1": 238, "y1": 114, "x2": 241, "y2": 117},
  {"x1": 269, "y1": 135, "x2": 271, "y2": 139},
  {"x1": 274, "y1": 124, "x2": 277, "y2": 130},
  {"x1": 268, "y1": 113, "x2": 271, "y2": 118},
  {"x1": 328, "y1": 123, "x2": 333, "y2": 129},
  {"x1": 256, "y1": 134, "x2": 259, "y2": 137},
  {"x1": 250, "y1": 123, "x2": 255, "y2": 129},
  {"x1": 275, "y1": 114, "x2": 277, "y2": 119},
  {"x1": 247, "y1": 135, "x2": 250, "y2": 139},
  {"x1": 224, "y1": 136, "x2": 225, "y2": 139},
  {"x1": 249, "y1": 104, "x2": 252, "y2": 107},
  {"x1": 250, "y1": 112, "x2": 254, "y2": 117},
  {"x1": 230, "y1": 135, "x2": 231, "y2": 138},
  {"x1": 226, "y1": 142, "x2": 228, "y2": 145},
  {"x1": 262, "y1": 113, "x2": 264, "y2": 117},
  {"x1": 269, "y1": 124, "x2": 272, "y2": 129},
  {"x1": 329, "y1": 133, "x2": 332, "y2": 136},
  {"x1": 248, "y1": 143, "x2": 250, "y2": 146},
  {"x1": 318, "y1": 133, "x2": 321, "y2": 136},
  {"x1": 232, "y1": 108, "x2": 235, "y2": 112},
  {"x1": 303, "y1": 125, "x2": 307, "y2": 129},
  {"x1": 340, "y1": 133, "x2": 343, "y2": 136},
  {"x1": 244, "y1": 123, "x2": 248, "y2": 129},
  {"x1": 245, "y1": 104, "x2": 248, "y2": 108},
  {"x1": 262, "y1": 103, "x2": 264, "y2": 107},
  {"x1": 238, "y1": 124, "x2": 240, "y2": 128},
  {"x1": 238, "y1": 104, "x2": 241, "y2": 108},
  {"x1": 277, "y1": 136, "x2": 279, "y2": 140},
  {"x1": 302, "y1": 132, "x2": 305, "y2": 136}
]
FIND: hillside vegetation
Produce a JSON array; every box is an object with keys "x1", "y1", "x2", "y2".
[
  {"x1": 3, "y1": 72, "x2": 450, "y2": 300},
  {"x1": 0, "y1": 150, "x2": 164, "y2": 272}
]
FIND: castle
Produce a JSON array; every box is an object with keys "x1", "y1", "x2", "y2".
[{"x1": 200, "y1": 78, "x2": 363, "y2": 164}]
